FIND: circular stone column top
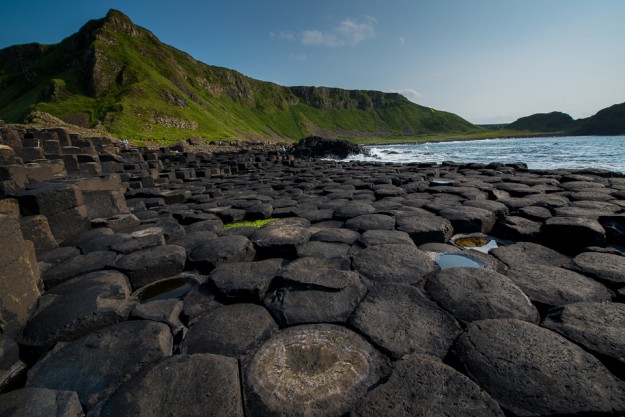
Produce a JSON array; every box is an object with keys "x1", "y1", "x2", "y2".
[{"x1": 243, "y1": 324, "x2": 390, "y2": 417}]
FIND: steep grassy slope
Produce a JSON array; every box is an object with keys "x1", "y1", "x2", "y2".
[{"x1": 0, "y1": 10, "x2": 482, "y2": 143}]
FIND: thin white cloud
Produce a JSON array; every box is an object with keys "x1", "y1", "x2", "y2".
[
  {"x1": 399, "y1": 36, "x2": 406, "y2": 44},
  {"x1": 275, "y1": 16, "x2": 377, "y2": 48}
]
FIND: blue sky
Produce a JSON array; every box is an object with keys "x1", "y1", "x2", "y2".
[{"x1": 1, "y1": 0, "x2": 624, "y2": 124}]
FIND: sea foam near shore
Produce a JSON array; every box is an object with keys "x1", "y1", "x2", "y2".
[{"x1": 344, "y1": 136, "x2": 625, "y2": 173}]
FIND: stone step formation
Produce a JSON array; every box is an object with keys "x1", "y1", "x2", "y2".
[{"x1": 1, "y1": 123, "x2": 625, "y2": 416}]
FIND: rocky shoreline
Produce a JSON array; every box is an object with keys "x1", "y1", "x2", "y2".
[{"x1": 1, "y1": 124, "x2": 624, "y2": 416}]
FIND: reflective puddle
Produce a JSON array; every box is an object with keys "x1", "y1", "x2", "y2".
[
  {"x1": 453, "y1": 236, "x2": 499, "y2": 253},
  {"x1": 435, "y1": 253, "x2": 486, "y2": 270},
  {"x1": 136, "y1": 278, "x2": 195, "y2": 303}
]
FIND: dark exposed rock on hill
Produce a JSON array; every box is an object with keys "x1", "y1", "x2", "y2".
[{"x1": 0, "y1": 10, "x2": 481, "y2": 142}]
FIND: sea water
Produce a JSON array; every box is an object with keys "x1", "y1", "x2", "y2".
[{"x1": 343, "y1": 136, "x2": 625, "y2": 173}]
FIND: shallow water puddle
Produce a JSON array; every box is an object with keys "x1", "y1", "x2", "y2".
[
  {"x1": 435, "y1": 253, "x2": 486, "y2": 270},
  {"x1": 137, "y1": 278, "x2": 194, "y2": 302},
  {"x1": 453, "y1": 236, "x2": 499, "y2": 254}
]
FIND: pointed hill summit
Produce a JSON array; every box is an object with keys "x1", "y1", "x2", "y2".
[{"x1": 0, "y1": 9, "x2": 483, "y2": 143}]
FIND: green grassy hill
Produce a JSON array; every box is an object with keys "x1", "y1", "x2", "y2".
[
  {"x1": 505, "y1": 104, "x2": 625, "y2": 136},
  {"x1": 0, "y1": 10, "x2": 483, "y2": 144}
]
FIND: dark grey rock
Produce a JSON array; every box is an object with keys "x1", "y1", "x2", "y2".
[
  {"x1": 130, "y1": 299, "x2": 185, "y2": 336},
  {"x1": 505, "y1": 264, "x2": 612, "y2": 308},
  {"x1": 491, "y1": 215, "x2": 542, "y2": 241},
  {"x1": 490, "y1": 241, "x2": 572, "y2": 268},
  {"x1": 425, "y1": 267, "x2": 538, "y2": 324},
  {"x1": 296, "y1": 240, "x2": 351, "y2": 259},
  {"x1": 353, "y1": 354, "x2": 504, "y2": 417},
  {"x1": 91, "y1": 213, "x2": 140, "y2": 233},
  {"x1": 573, "y1": 251, "x2": 625, "y2": 285},
  {"x1": 19, "y1": 270, "x2": 132, "y2": 353},
  {"x1": 183, "y1": 218, "x2": 224, "y2": 234},
  {"x1": 78, "y1": 233, "x2": 126, "y2": 254},
  {"x1": 249, "y1": 223, "x2": 313, "y2": 259},
  {"x1": 131, "y1": 221, "x2": 186, "y2": 243},
  {"x1": 345, "y1": 213, "x2": 395, "y2": 232},
  {"x1": 181, "y1": 304, "x2": 277, "y2": 358},
  {"x1": 110, "y1": 232, "x2": 165, "y2": 254},
  {"x1": 181, "y1": 283, "x2": 223, "y2": 326},
  {"x1": 542, "y1": 216, "x2": 607, "y2": 254},
  {"x1": 264, "y1": 266, "x2": 367, "y2": 326},
  {"x1": 26, "y1": 321, "x2": 172, "y2": 410},
  {"x1": 243, "y1": 324, "x2": 390, "y2": 417},
  {"x1": 452, "y1": 319, "x2": 625, "y2": 416},
  {"x1": 332, "y1": 200, "x2": 376, "y2": 219},
  {"x1": 395, "y1": 214, "x2": 454, "y2": 244},
  {"x1": 349, "y1": 283, "x2": 461, "y2": 359},
  {"x1": 245, "y1": 202, "x2": 273, "y2": 219},
  {"x1": 439, "y1": 206, "x2": 496, "y2": 233},
  {"x1": 99, "y1": 354, "x2": 243, "y2": 417},
  {"x1": 115, "y1": 245, "x2": 187, "y2": 289},
  {"x1": 209, "y1": 259, "x2": 282, "y2": 302},
  {"x1": 41, "y1": 250, "x2": 118, "y2": 289},
  {"x1": 310, "y1": 227, "x2": 360, "y2": 244},
  {"x1": 188, "y1": 235, "x2": 255, "y2": 273},
  {"x1": 0, "y1": 388, "x2": 84, "y2": 417},
  {"x1": 542, "y1": 302, "x2": 625, "y2": 370},
  {"x1": 360, "y1": 229, "x2": 414, "y2": 246},
  {"x1": 463, "y1": 199, "x2": 510, "y2": 219},
  {"x1": 600, "y1": 215, "x2": 625, "y2": 245},
  {"x1": 352, "y1": 244, "x2": 437, "y2": 285},
  {"x1": 169, "y1": 230, "x2": 218, "y2": 252}
]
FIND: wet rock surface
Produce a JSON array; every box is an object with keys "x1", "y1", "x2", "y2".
[{"x1": 2, "y1": 131, "x2": 625, "y2": 416}]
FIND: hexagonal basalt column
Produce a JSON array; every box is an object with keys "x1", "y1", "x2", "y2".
[{"x1": 243, "y1": 324, "x2": 390, "y2": 417}]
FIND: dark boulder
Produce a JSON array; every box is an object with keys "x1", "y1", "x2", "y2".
[
  {"x1": 542, "y1": 302, "x2": 625, "y2": 372},
  {"x1": 99, "y1": 354, "x2": 243, "y2": 417},
  {"x1": 188, "y1": 235, "x2": 255, "y2": 273},
  {"x1": 0, "y1": 388, "x2": 84, "y2": 417},
  {"x1": 348, "y1": 283, "x2": 461, "y2": 359},
  {"x1": 290, "y1": 136, "x2": 365, "y2": 159},
  {"x1": 19, "y1": 270, "x2": 133, "y2": 353},
  {"x1": 264, "y1": 264, "x2": 367, "y2": 326},
  {"x1": 26, "y1": 321, "x2": 172, "y2": 410},
  {"x1": 395, "y1": 213, "x2": 454, "y2": 244},
  {"x1": 572, "y1": 251, "x2": 625, "y2": 286},
  {"x1": 490, "y1": 241, "x2": 572, "y2": 268},
  {"x1": 352, "y1": 243, "x2": 437, "y2": 285},
  {"x1": 353, "y1": 354, "x2": 504, "y2": 417},
  {"x1": 115, "y1": 245, "x2": 187, "y2": 290},
  {"x1": 181, "y1": 304, "x2": 277, "y2": 359},
  {"x1": 425, "y1": 267, "x2": 539, "y2": 324},
  {"x1": 209, "y1": 259, "x2": 282, "y2": 302},
  {"x1": 542, "y1": 216, "x2": 607, "y2": 254},
  {"x1": 504, "y1": 264, "x2": 612, "y2": 308},
  {"x1": 452, "y1": 319, "x2": 625, "y2": 416}
]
